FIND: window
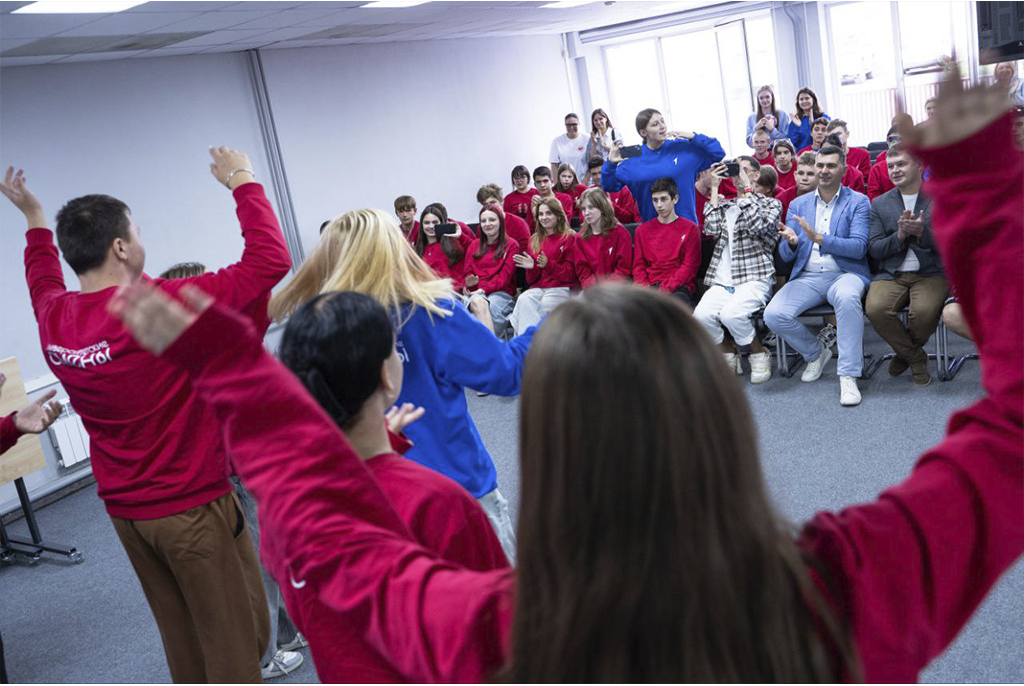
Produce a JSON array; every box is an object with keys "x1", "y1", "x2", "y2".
[{"x1": 603, "y1": 39, "x2": 664, "y2": 142}]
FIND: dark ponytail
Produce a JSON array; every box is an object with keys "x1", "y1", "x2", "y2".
[{"x1": 279, "y1": 292, "x2": 395, "y2": 429}]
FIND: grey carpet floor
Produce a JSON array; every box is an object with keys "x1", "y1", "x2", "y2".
[{"x1": 1, "y1": 329, "x2": 1021, "y2": 683}]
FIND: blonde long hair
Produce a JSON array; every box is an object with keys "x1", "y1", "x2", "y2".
[
  {"x1": 269, "y1": 208, "x2": 453, "y2": 325},
  {"x1": 531, "y1": 197, "x2": 572, "y2": 253},
  {"x1": 578, "y1": 187, "x2": 618, "y2": 239}
]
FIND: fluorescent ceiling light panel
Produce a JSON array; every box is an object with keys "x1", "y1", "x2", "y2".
[
  {"x1": 540, "y1": 0, "x2": 595, "y2": 7},
  {"x1": 13, "y1": 1, "x2": 149, "y2": 12},
  {"x1": 359, "y1": 1, "x2": 430, "y2": 7}
]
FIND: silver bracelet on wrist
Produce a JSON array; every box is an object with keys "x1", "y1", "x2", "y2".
[{"x1": 225, "y1": 168, "x2": 254, "y2": 186}]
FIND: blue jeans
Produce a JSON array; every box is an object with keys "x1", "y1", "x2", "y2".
[{"x1": 764, "y1": 271, "x2": 867, "y2": 377}]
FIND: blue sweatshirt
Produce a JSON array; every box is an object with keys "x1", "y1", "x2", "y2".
[
  {"x1": 393, "y1": 298, "x2": 536, "y2": 498},
  {"x1": 601, "y1": 134, "x2": 725, "y2": 224}
]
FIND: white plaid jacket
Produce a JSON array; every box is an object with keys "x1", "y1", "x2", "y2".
[{"x1": 702, "y1": 194, "x2": 781, "y2": 287}]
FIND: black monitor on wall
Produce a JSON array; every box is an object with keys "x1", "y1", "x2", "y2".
[{"x1": 977, "y1": 1, "x2": 1024, "y2": 64}]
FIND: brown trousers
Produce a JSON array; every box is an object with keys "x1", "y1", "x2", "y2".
[
  {"x1": 111, "y1": 491, "x2": 270, "y2": 683},
  {"x1": 865, "y1": 273, "x2": 949, "y2": 364}
]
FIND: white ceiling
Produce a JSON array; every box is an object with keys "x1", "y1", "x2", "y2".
[{"x1": 0, "y1": 0, "x2": 723, "y2": 66}]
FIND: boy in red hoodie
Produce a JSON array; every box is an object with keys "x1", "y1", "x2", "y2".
[
  {"x1": 0, "y1": 148, "x2": 292, "y2": 683},
  {"x1": 632, "y1": 178, "x2": 701, "y2": 306}
]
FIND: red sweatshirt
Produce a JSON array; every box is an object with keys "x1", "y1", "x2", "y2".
[
  {"x1": 23, "y1": 183, "x2": 291, "y2": 519},
  {"x1": 632, "y1": 216, "x2": 701, "y2": 294},
  {"x1": 401, "y1": 220, "x2": 420, "y2": 245},
  {"x1": 524, "y1": 232, "x2": 577, "y2": 289},
  {"x1": 503, "y1": 189, "x2": 538, "y2": 231},
  {"x1": 592, "y1": 183, "x2": 640, "y2": 224},
  {"x1": 465, "y1": 238, "x2": 519, "y2": 297},
  {"x1": 543, "y1": 191, "x2": 574, "y2": 223},
  {"x1": 841, "y1": 165, "x2": 867, "y2": 194},
  {"x1": 775, "y1": 165, "x2": 796, "y2": 191},
  {"x1": 554, "y1": 183, "x2": 588, "y2": 220},
  {"x1": 421, "y1": 241, "x2": 467, "y2": 291},
  {"x1": 504, "y1": 213, "x2": 532, "y2": 253},
  {"x1": 867, "y1": 152, "x2": 896, "y2": 201},
  {"x1": 753, "y1": 152, "x2": 775, "y2": 170},
  {"x1": 775, "y1": 185, "x2": 812, "y2": 222},
  {"x1": 169, "y1": 114, "x2": 1022, "y2": 684},
  {"x1": 1, "y1": 413, "x2": 23, "y2": 454},
  {"x1": 573, "y1": 224, "x2": 633, "y2": 289},
  {"x1": 846, "y1": 146, "x2": 871, "y2": 179}
]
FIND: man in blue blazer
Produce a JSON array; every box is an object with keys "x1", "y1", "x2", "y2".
[{"x1": 764, "y1": 144, "x2": 872, "y2": 406}]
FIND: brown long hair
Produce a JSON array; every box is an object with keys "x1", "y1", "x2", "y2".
[
  {"x1": 795, "y1": 87, "x2": 823, "y2": 120},
  {"x1": 475, "y1": 203, "x2": 508, "y2": 259},
  {"x1": 553, "y1": 163, "x2": 581, "y2": 194},
  {"x1": 531, "y1": 197, "x2": 571, "y2": 254},
  {"x1": 502, "y1": 284, "x2": 859, "y2": 683},
  {"x1": 415, "y1": 203, "x2": 464, "y2": 267},
  {"x1": 578, "y1": 187, "x2": 617, "y2": 239}
]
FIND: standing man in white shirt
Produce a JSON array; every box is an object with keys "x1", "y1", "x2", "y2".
[
  {"x1": 765, "y1": 145, "x2": 872, "y2": 406},
  {"x1": 865, "y1": 147, "x2": 948, "y2": 386},
  {"x1": 550, "y1": 113, "x2": 590, "y2": 180}
]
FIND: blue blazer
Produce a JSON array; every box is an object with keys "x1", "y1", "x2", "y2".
[{"x1": 779, "y1": 185, "x2": 872, "y2": 285}]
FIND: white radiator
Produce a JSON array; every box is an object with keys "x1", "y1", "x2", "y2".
[{"x1": 47, "y1": 398, "x2": 91, "y2": 468}]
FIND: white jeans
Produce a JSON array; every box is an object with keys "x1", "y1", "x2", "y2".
[
  {"x1": 509, "y1": 286, "x2": 571, "y2": 335},
  {"x1": 476, "y1": 488, "x2": 516, "y2": 565},
  {"x1": 692, "y1": 279, "x2": 772, "y2": 346}
]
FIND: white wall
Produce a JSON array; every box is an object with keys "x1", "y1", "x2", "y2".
[{"x1": 258, "y1": 35, "x2": 573, "y2": 252}]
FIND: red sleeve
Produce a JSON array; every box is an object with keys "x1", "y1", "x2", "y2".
[
  {"x1": 422, "y1": 494, "x2": 511, "y2": 572},
  {"x1": 797, "y1": 114, "x2": 1023, "y2": 681},
  {"x1": 867, "y1": 163, "x2": 891, "y2": 201},
  {"x1": 165, "y1": 183, "x2": 291, "y2": 314},
  {"x1": 573, "y1": 238, "x2": 596, "y2": 289},
  {"x1": 663, "y1": 221, "x2": 701, "y2": 293},
  {"x1": 613, "y1": 227, "x2": 633, "y2": 281},
  {"x1": 388, "y1": 430, "x2": 413, "y2": 455},
  {"x1": 1, "y1": 413, "x2": 24, "y2": 455},
  {"x1": 478, "y1": 240, "x2": 518, "y2": 294},
  {"x1": 854, "y1": 149, "x2": 871, "y2": 179},
  {"x1": 164, "y1": 304, "x2": 514, "y2": 683},
  {"x1": 631, "y1": 225, "x2": 650, "y2": 285},
  {"x1": 23, "y1": 228, "x2": 67, "y2": 318},
  {"x1": 557, "y1": 193, "x2": 574, "y2": 219},
  {"x1": 455, "y1": 222, "x2": 475, "y2": 253}
]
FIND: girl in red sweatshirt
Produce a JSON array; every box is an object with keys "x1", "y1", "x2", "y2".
[
  {"x1": 772, "y1": 139, "x2": 797, "y2": 191},
  {"x1": 113, "y1": 83, "x2": 1024, "y2": 685},
  {"x1": 509, "y1": 197, "x2": 577, "y2": 335},
  {"x1": 464, "y1": 204, "x2": 519, "y2": 337},
  {"x1": 415, "y1": 204, "x2": 468, "y2": 291},
  {"x1": 573, "y1": 187, "x2": 633, "y2": 288},
  {"x1": 553, "y1": 163, "x2": 588, "y2": 221},
  {"x1": 503, "y1": 165, "x2": 539, "y2": 231}
]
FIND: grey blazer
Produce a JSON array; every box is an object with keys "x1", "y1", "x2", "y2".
[{"x1": 867, "y1": 188, "x2": 944, "y2": 280}]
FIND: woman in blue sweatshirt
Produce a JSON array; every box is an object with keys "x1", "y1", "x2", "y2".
[
  {"x1": 601, "y1": 108, "x2": 725, "y2": 225},
  {"x1": 269, "y1": 209, "x2": 534, "y2": 563}
]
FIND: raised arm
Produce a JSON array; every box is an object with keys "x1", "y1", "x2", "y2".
[
  {"x1": 111, "y1": 285, "x2": 514, "y2": 682},
  {"x1": 798, "y1": 81, "x2": 1023, "y2": 681},
  {"x1": 1, "y1": 168, "x2": 67, "y2": 314}
]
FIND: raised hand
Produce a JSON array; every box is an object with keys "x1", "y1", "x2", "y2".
[
  {"x1": 513, "y1": 253, "x2": 535, "y2": 270},
  {"x1": 0, "y1": 167, "x2": 46, "y2": 228},
  {"x1": 792, "y1": 215, "x2": 822, "y2": 244},
  {"x1": 108, "y1": 283, "x2": 213, "y2": 356},
  {"x1": 709, "y1": 162, "x2": 728, "y2": 188},
  {"x1": 608, "y1": 142, "x2": 624, "y2": 164},
  {"x1": 385, "y1": 402, "x2": 425, "y2": 435},
  {"x1": 777, "y1": 221, "x2": 799, "y2": 247},
  {"x1": 12, "y1": 389, "x2": 62, "y2": 435},
  {"x1": 208, "y1": 146, "x2": 255, "y2": 190},
  {"x1": 898, "y1": 64, "x2": 1010, "y2": 150}
]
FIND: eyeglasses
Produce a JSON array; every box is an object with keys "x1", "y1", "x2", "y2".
[{"x1": 566, "y1": 122, "x2": 579, "y2": 128}]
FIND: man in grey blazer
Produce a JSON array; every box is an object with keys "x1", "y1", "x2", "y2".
[{"x1": 865, "y1": 146, "x2": 948, "y2": 386}]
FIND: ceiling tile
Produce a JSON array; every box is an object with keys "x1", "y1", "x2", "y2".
[
  {"x1": 227, "y1": 7, "x2": 349, "y2": 29},
  {"x1": 53, "y1": 11, "x2": 199, "y2": 36},
  {"x1": 2, "y1": 34, "x2": 116, "y2": 56},
  {"x1": 242, "y1": 25, "x2": 323, "y2": 42},
  {"x1": 153, "y1": 9, "x2": 283, "y2": 32},
  {"x1": 257, "y1": 38, "x2": 330, "y2": 49},
  {"x1": 162, "y1": 28, "x2": 270, "y2": 47},
  {"x1": 215, "y1": 1, "x2": 308, "y2": 9},
  {"x1": 132, "y1": 45, "x2": 204, "y2": 57},
  {"x1": 0, "y1": 13, "x2": 105, "y2": 38},
  {"x1": 124, "y1": 1, "x2": 241, "y2": 11},
  {"x1": 0, "y1": 53, "x2": 67, "y2": 66},
  {"x1": 53, "y1": 49, "x2": 150, "y2": 62},
  {"x1": 0, "y1": 1, "x2": 33, "y2": 13}
]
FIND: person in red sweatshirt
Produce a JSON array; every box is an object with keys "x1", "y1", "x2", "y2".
[
  {"x1": 503, "y1": 165, "x2": 538, "y2": 231},
  {"x1": 465, "y1": 204, "x2": 520, "y2": 337},
  {"x1": 586, "y1": 155, "x2": 639, "y2": 224},
  {"x1": 414, "y1": 204, "x2": 469, "y2": 291},
  {"x1": 772, "y1": 139, "x2": 797, "y2": 191},
  {"x1": 797, "y1": 116, "x2": 829, "y2": 155},
  {"x1": 476, "y1": 183, "x2": 530, "y2": 251},
  {"x1": 394, "y1": 194, "x2": 419, "y2": 244},
  {"x1": 825, "y1": 119, "x2": 871, "y2": 179},
  {"x1": 0, "y1": 147, "x2": 293, "y2": 683},
  {"x1": 531, "y1": 166, "x2": 574, "y2": 223},
  {"x1": 573, "y1": 187, "x2": 633, "y2": 288},
  {"x1": 775, "y1": 151, "x2": 819, "y2": 222},
  {"x1": 112, "y1": 76, "x2": 1022, "y2": 683},
  {"x1": 824, "y1": 130, "x2": 868, "y2": 194},
  {"x1": 867, "y1": 127, "x2": 903, "y2": 201},
  {"x1": 270, "y1": 289, "x2": 509, "y2": 682},
  {"x1": 510, "y1": 197, "x2": 577, "y2": 335},
  {"x1": 750, "y1": 128, "x2": 776, "y2": 169},
  {"x1": 553, "y1": 163, "x2": 588, "y2": 221},
  {"x1": 632, "y1": 178, "x2": 701, "y2": 306}
]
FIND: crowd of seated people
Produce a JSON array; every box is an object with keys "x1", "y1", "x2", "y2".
[{"x1": 1, "y1": 74, "x2": 1020, "y2": 685}]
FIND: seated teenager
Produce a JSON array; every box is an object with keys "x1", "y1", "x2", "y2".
[
  {"x1": 477, "y1": 183, "x2": 530, "y2": 249},
  {"x1": 503, "y1": 165, "x2": 538, "y2": 230},
  {"x1": 867, "y1": 127, "x2": 901, "y2": 201},
  {"x1": 773, "y1": 139, "x2": 797, "y2": 191},
  {"x1": 789, "y1": 87, "x2": 829, "y2": 151},
  {"x1": 765, "y1": 144, "x2": 871, "y2": 406},
  {"x1": 573, "y1": 187, "x2": 633, "y2": 288},
  {"x1": 755, "y1": 165, "x2": 779, "y2": 199},
  {"x1": 113, "y1": 78, "x2": 1023, "y2": 683},
  {"x1": 865, "y1": 146, "x2": 948, "y2": 386},
  {"x1": 632, "y1": 177, "x2": 700, "y2": 306},
  {"x1": 272, "y1": 290, "x2": 509, "y2": 681},
  {"x1": 553, "y1": 163, "x2": 588, "y2": 221},
  {"x1": 510, "y1": 198, "x2": 577, "y2": 335},
  {"x1": 825, "y1": 119, "x2": 872, "y2": 179},
  {"x1": 693, "y1": 159, "x2": 779, "y2": 383},
  {"x1": 797, "y1": 116, "x2": 829, "y2": 155},
  {"x1": 465, "y1": 204, "x2": 519, "y2": 338},
  {"x1": 394, "y1": 195, "x2": 419, "y2": 244},
  {"x1": 531, "y1": 166, "x2": 574, "y2": 222},
  {"x1": 751, "y1": 129, "x2": 775, "y2": 169},
  {"x1": 415, "y1": 206, "x2": 468, "y2": 291},
  {"x1": 776, "y1": 152, "x2": 819, "y2": 222},
  {"x1": 586, "y1": 155, "x2": 639, "y2": 224}
]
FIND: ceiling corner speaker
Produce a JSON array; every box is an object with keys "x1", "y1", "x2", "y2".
[{"x1": 977, "y1": 1, "x2": 1024, "y2": 65}]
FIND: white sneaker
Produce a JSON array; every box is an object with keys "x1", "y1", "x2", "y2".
[
  {"x1": 279, "y1": 632, "x2": 308, "y2": 652},
  {"x1": 800, "y1": 346, "x2": 833, "y2": 382},
  {"x1": 262, "y1": 650, "x2": 303, "y2": 680},
  {"x1": 839, "y1": 376, "x2": 862, "y2": 406},
  {"x1": 749, "y1": 352, "x2": 772, "y2": 384},
  {"x1": 723, "y1": 352, "x2": 742, "y2": 375}
]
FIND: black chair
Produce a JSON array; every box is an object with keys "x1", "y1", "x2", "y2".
[
  {"x1": 570, "y1": 217, "x2": 582, "y2": 229},
  {"x1": 774, "y1": 304, "x2": 877, "y2": 378},
  {"x1": 935, "y1": 296, "x2": 978, "y2": 381},
  {"x1": 467, "y1": 222, "x2": 480, "y2": 236},
  {"x1": 622, "y1": 222, "x2": 640, "y2": 240},
  {"x1": 865, "y1": 141, "x2": 887, "y2": 164}
]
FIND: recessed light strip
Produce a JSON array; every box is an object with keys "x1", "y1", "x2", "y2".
[{"x1": 13, "y1": 1, "x2": 149, "y2": 13}]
